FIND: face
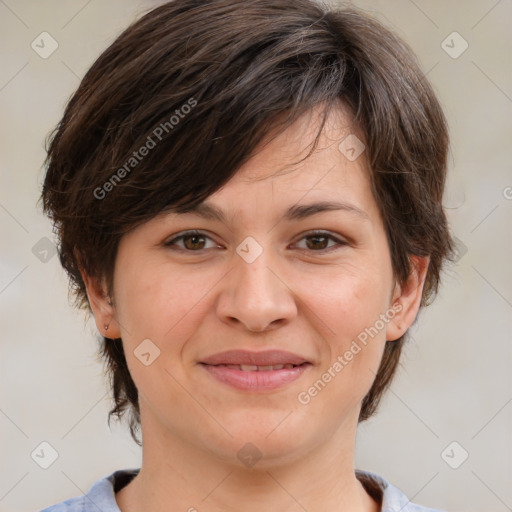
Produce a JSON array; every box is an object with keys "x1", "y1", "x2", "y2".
[{"x1": 88, "y1": 104, "x2": 425, "y2": 468}]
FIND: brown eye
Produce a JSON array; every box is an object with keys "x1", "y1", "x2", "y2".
[
  {"x1": 294, "y1": 231, "x2": 347, "y2": 253},
  {"x1": 305, "y1": 234, "x2": 329, "y2": 250},
  {"x1": 182, "y1": 233, "x2": 206, "y2": 250},
  {"x1": 165, "y1": 230, "x2": 216, "y2": 251}
]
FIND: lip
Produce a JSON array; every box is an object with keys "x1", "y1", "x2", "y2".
[
  {"x1": 200, "y1": 363, "x2": 312, "y2": 391},
  {"x1": 199, "y1": 349, "x2": 312, "y2": 392},
  {"x1": 200, "y1": 349, "x2": 310, "y2": 366}
]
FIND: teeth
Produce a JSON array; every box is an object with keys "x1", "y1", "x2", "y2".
[{"x1": 217, "y1": 364, "x2": 297, "y2": 371}]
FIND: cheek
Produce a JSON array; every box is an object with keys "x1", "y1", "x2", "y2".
[
  {"x1": 112, "y1": 262, "x2": 210, "y2": 401},
  {"x1": 296, "y1": 261, "x2": 391, "y2": 397},
  {"x1": 300, "y1": 261, "x2": 392, "y2": 341},
  {"x1": 294, "y1": 274, "x2": 389, "y2": 420},
  {"x1": 113, "y1": 260, "x2": 217, "y2": 354}
]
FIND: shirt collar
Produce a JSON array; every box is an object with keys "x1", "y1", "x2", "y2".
[{"x1": 76, "y1": 467, "x2": 437, "y2": 512}]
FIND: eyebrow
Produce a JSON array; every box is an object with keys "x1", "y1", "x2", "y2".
[{"x1": 173, "y1": 200, "x2": 370, "y2": 223}]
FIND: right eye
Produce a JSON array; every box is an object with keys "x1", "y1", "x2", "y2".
[{"x1": 164, "y1": 230, "x2": 220, "y2": 252}]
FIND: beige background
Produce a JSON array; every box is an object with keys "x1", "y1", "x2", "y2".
[{"x1": 1, "y1": 1, "x2": 511, "y2": 511}]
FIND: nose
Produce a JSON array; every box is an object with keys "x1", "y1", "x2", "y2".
[{"x1": 215, "y1": 244, "x2": 298, "y2": 333}]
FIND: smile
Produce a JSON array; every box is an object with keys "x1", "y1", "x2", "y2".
[
  {"x1": 213, "y1": 363, "x2": 299, "y2": 371},
  {"x1": 200, "y1": 362, "x2": 312, "y2": 391}
]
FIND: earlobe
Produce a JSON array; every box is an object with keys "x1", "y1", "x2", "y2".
[
  {"x1": 81, "y1": 272, "x2": 121, "y2": 339},
  {"x1": 385, "y1": 256, "x2": 429, "y2": 341}
]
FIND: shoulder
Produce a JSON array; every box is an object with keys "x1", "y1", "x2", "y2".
[
  {"x1": 356, "y1": 469, "x2": 447, "y2": 512},
  {"x1": 39, "y1": 468, "x2": 140, "y2": 512},
  {"x1": 39, "y1": 496, "x2": 84, "y2": 512}
]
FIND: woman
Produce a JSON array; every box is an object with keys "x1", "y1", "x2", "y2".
[{"x1": 39, "y1": 0, "x2": 454, "y2": 510}]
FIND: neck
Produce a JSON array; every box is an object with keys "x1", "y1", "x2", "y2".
[{"x1": 115, "y1": 409, "x2": 380, "y2": 512}]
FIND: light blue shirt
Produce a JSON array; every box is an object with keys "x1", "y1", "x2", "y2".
[{"x1": 39, "y1": 468, "x2": 446, "y2": 511}]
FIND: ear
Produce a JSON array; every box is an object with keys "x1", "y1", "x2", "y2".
[
  {"x1": 385, "y1": 255, "x2": 429, "y2": 341},
  {"x1": 81, "y1": 272, "x2": 122, "y2": 339}
]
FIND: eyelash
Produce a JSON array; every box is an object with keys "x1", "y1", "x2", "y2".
[{"x1": 164, "y1": 230, "x2": 347, "y2": 254}]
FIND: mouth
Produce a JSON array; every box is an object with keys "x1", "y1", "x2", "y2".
[
  {"x1": 200, "y1": 349, "x2": 311, "y2": 367},
  {"x1": 206, "y1": 363, "x2": 305, "y2": 371},
  {"x1": 201, "y1": 362, "x2": 313, "y2": 392}
]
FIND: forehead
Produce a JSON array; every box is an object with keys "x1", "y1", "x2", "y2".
[
  {"x1": 167, "y1": 103, "x2": 378, "y2": 229},
  {"x1": 221, "y1": 103, "x2": 367, "y2": 189},
  {"x1": 236, "y1": 101, "x2": 363, "y2": 181}
]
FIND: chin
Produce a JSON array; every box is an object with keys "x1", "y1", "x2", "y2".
[{"x1": 207, "y1": 415, "x2": 313, "y2": 465}]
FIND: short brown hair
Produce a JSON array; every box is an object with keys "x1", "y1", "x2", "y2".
[{"x1": 42, "y1": 0, "x2": 455, "y2": 446}]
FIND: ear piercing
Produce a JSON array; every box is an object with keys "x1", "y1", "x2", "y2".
[{"x1": 105, "y1": 297, "x2": 113, "y2": 333}]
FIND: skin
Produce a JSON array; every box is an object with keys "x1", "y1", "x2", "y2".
[{"x1": 84, "y1": 103, "x2": 428, "y2": 512}]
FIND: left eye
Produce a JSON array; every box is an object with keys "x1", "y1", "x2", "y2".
[
  {"x1": 293, "y1": 231, "x2": 347, "y2": 252},
  {"x1": 165, "y1": 230, "x2": 346, "y2": 253}
]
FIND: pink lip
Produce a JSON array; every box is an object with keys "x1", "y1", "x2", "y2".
[
  {"x1": 200, "y1": 349, "x2": 310, "y2": 366},
  {"x1": 201, "y1": 363, "x2": 311, "y2": 391}
]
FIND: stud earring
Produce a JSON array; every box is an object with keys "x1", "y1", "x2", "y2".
[{"x1": 104, "y1": 323, "x2": 110, "y2": 332}]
